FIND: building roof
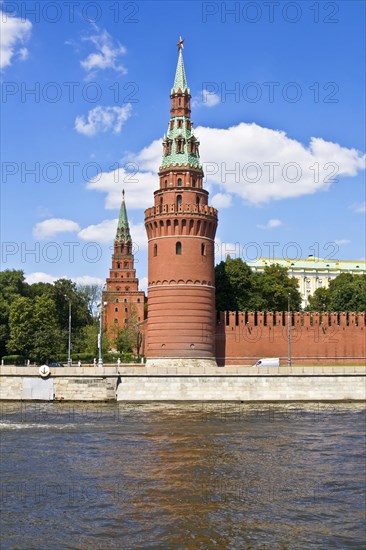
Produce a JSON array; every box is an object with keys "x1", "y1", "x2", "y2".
[
  {"x1": 172, "y1": 49, "x2": 189, "y2": 94},
  {"x1": 115, "y1": 190, "x2": 132, "y2": 244},
  {"x1": 161, "y1": 46, "x2": 200, "y2": 170},
  {"x1": 247, "y1": 257, "x2": 366, "y2": 272}
]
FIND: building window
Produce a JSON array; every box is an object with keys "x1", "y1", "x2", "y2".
[
  {"x1": 114, "y1": 318, "x2": 118, "y2": 324},
  {"x1": 176, "y1": 241, "x2": 182, "y2": 255},
  {"x1": 124, "y1": 298, "x2": 127, "y2": 303},
  {"x1": 121, "y1": 244, "x2": 124, "y2": 253},
  {"x1": 137, "y1": 298, "x2": 140, "y2": 303},
  {"x1": 178, "y1": 98, "x2": 181, "y2": 106},
  {"x1": 154, "y1": 244, "x2": 157, "y2": 257},
  {"x1": 124, "y1": 261, "x2": 128, "y2": 268},
  {"x1": 176, "y1": 195, "x2": 182, "y2": 210},
  {"x1": 192, "y1": 179, "x2": 196, "y2": 188},
  {"x1": 125, "y1": 287, "x2": 129, "y2": 292},
  {"x1": 115, "y1": 298, "x2": 119, "y2": 303},
  {"x1": 117, "y1": 262, "x2": 120, "y2": 269},
  {"x1": 201, "y1": 243, "x2": 206, "y2": 256},
  {"x1": 177, "y1": 178, "x2": 182, "y2": 186},
  {"x1": 124, "y1": 318, "x2": 128, "y2": 324},
  {"x1": 115, "y1": 307, "x2": 118, "y2": 312},
  {"x1": 164, "y1": 179, "x2": 168, "y2": 188},
  {"x1": 125, "y1": 307, "x2": 128, "y2": 312},
  {"x1": 178, "y1": 120, "x2": 182, "y2": 128},
  {"x1": 196, "y1": 195, "x2": 200, "y2": 205}
]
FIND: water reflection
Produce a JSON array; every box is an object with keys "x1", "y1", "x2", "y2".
[{"x1": 1, "y1": 403, "x2": 365, "y2": 549}]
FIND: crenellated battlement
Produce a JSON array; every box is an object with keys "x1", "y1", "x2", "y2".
[
  {"x1": 217, "y1": 311, "x2": 365, "y2": 328},
  {"x1": 145, "y1": 203, "x2": 218, "y2": 218}
]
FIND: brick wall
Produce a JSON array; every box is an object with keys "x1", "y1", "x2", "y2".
[{"x1": 216, "y1": 312, "x2": 365, "y2": 365}]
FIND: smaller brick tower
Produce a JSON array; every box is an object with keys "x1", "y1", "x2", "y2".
[{"x1": 103, "y1": 191, "x2": 145, "y2": 346}]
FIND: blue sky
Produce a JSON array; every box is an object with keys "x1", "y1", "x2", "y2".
[{"x1": 1, "y1": 0, "x2": 365, "y2": 289}]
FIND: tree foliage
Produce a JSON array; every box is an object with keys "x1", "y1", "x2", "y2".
[
  {"x1": 307, "y1": 273, "x2": 366, "y2": 312},
  {"x1": 1, "y1": 270, "x2": 94, "y2": 362},
  {"x1": 215, "y1": 259, "x2": 302, "y2": 311}
]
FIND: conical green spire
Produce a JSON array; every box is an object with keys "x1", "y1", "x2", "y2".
[
  {"x1": 172, "y1": 40, "x2": 189, "y2": 93},
  {"x1": 115, "y1": 189, "x2": 132, "y2": 243}
]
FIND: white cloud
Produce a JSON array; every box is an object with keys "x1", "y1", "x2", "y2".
[
  {"x1": 75, "y1": 104, "x2": 132, "y2": 137},
  {"x1": 25, "y1": 272, "x2": 103, "y2": 285},
  {"x1": 78, "y1": 219, "x2": 148, "y2": 249},
  {"x1": 351, "y1": 202, "x2": 366, "y2": 213},
  {"x1": 80, "y1": 28, "x2": 126, "y2": 77},
  {"x1": 73, "y1": 275, "x2": 104, "y2": 285},
  {"x1": 85, "y1": 121, "x2": 366, "y2": 209},
  {"x1": 211, "y1": 193, "x2": 232, "y2": 208},
  {"x1": 197, "y1": 124, "x2": 366, "y2": 204},
  {"x1": 257, "y1": 219, "x2": 283, "y2": 230},
  {"x1": 334, "y1": 239, "x2": 351, "y2": 245},
  {"x1": 193, "y1": 89, "x2": 220, "y2": 108},
  {"x1": 0, "y1": 12, "x2": 32, "y2": 69},
  {"x1": 87, "y1": 167, "x2": 156, "y2": 209},
  {"x1": 33, "y1": 218, "x2": 80, "y2": 239},
  {"x1": 25, "y1": 272, "x2": 58, "y2": 285}
]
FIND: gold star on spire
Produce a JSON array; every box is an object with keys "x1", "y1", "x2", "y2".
[{"x1": 177, "y1": 36, "x2": 184, "y2": 51}]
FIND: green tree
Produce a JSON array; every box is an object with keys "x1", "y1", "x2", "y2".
[
  {"x1": 7, "y1": 297, "x2": 35, "y2": 358},
  {"x1": 253, "y1": 264, "x2": 301, "y2": 311},
  {"x1": 328, "y1": 273, "x2": 366, "y2": 312},
  {"x1": 307, "y1": 287, "x2": 331, "y2": 311},
  {"x1": 7, "y1": 295, "x2": 62, "y2": 362},
  {"x1": 215, "y1": 258, "x2": 254, "y2": 311},
  {"x1": 32, "y1": 296, "x2": 63, "y2": 363},
  {"x1": 0, "y1": 270, "x2": 28, "y2": 356},
  {"x1": 76, "y1": 284, "x2": 102, "y2": 317},
  {"x1": 215, "y1": 259, "x2": 301, "y2": 311}
]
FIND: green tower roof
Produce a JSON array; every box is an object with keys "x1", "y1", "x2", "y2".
[
  {"x1": 115, "y1": 190, "x2": 132, "y2": 243},
  {"x1": 172, "y1": 47, "x2": 189, "y2": 93}
]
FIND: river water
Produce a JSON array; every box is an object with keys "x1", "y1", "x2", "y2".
[{"x1": 0, "y1": 402, "x2": 365, "y2": 549}]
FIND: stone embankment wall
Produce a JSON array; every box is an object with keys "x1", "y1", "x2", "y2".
[
  {"x1": 1, "y1": 365, "x2": 365, "y2": 402},
  {"x1": 216, "y1": 312, "x2": 365, "y2": 365}
]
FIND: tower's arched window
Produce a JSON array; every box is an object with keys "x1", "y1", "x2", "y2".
[
  {"x1": 178, "y1": 98, "x2": 181, "y2": 106},
  {"x1": 196, "y1": 195, "x2": 200, "y2": 205},
  {"x1": 176, "y1": 195, "x2": 182, "y2": 210},
  {"x1": 178, "y1": 120, "x2": 182, "y2": 128},
  {"x1": 177, "y1": 178, "x2": 182, "y2": 187},
  {"x1": 115, "y1": 307, "x2": 118, "y2": 312},
  {"x1": 121, "y1": 244, "x2": 124, "y2": 253},
  {"x1": 160, "y1": 196, "x2": 163, "y2": 207},
  {"x1": 154, "y1": 244, "x2": 158, "y2": 257},
  {"x1": 114, "y1": 318, "x2": 118, "y2": 324},
  {"x1": 125, "y1": 286, "x2": 130, "y2": 292},
  {"x1": 176, "y1": 241, "x2": 182, "y2": 255},
  {"x1": 117, "y1": 261, "x2": 121, "y2": 269},
  {"x1": 201, "y1": 243, "x2": 206, "y2": 256},
  {"x1": 192, "y1": 179, "x2": 196, "y2": 188},
  {"x1": 115, "y1": 298, "x2": 119, "y2": 303}
]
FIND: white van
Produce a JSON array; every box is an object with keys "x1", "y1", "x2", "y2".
[{"x1": 252, "y1": 358, "x2": 280, "y2": 367}]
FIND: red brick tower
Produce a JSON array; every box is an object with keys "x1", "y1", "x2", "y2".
[
  {"x1": 103, "y1": 191, "x2": 145, "y2": 346},
  {"x1": 144, "y1": 39, "x2": 218, "y2": 367}
]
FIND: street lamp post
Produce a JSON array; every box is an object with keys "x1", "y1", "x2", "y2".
[
  {"x1": 287, "y1": 292, "x2": 292, "y2": 368},
  {"x1": 98, "y1": 298, "x2": 107, "y2": 367},
  {"x1": 64, "y1": 295, "x2": 72, "y2": 367}
]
